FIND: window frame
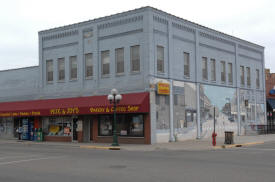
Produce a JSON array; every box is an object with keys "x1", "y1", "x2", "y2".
[
  {"x1": 85, "y1": 53, "x2": 93, "y2": 79},
  {"x1": 220, "y1": 61, "x2": 226, "y2": 83},
  {"x1": 130, "y1": 45, "x2": 140, "y2": 73},
  {"x1": 246, "y1": 67, "x2": 251, "y2": 87},
  {"x1": 46, "y1": 59, "x2": 53, "y2": 83},
  {"x1": 157, "y1": 45, "x2": 164, "y2": 73},
  {"x1": 210, "y1": 58, "x2": 216, "y2": 81},
  {"x1": 202, "y1": 57, "x2": 208, "y2": 80},
  {"x1": 184, "y1": 52, "x2": 190, "y2": 78},
  {"x1": 256, "y1": 69, "x2": 260, "y2": 89},
  {"x1": 69, "y1": 56, "x2": 77, "y2": 80},
  {"x1": 240, "y1": 66, "x2": 245, "y2": 86},
  {"x1": 101, "y1": 50, "x2": 110, "y2": 76},
  {"x1": 115, "y1": 48, "x2": 124, "y2": 75},
  {"x1": 57, "y1": 57, "x2": 65, "y2": 82}
]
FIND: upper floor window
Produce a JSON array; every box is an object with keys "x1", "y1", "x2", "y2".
[
  {"x1": 256, "y1": 69, "x2": 260, "y2": 89},
  {"x1": 240, "y1": 66, "x2": 245, "y2": 86},
  {"x1": 210, "y1": 59, "x2": 216, "y2": 81},
  {"x1": 85, "y1": 53, "x2": 93, "y2": 78},
  {"x1": 247, "y1": 67, "x2": 251, "y2": 87},
  {"x1": 228, "y1": 63, "x2": 233, "y2": 84},
  {"x1": 131, "y1": 45, "x2": 140, "y2": 72},
  {"x1": 184, "y1": 52, "x2": 190, "y2": 77},
  {"x1": 115, "y1": 48, "x2": 124, "y2": 74},
  {"x1": 101, "y1": 50, "x2": 110, "y2": 76},
  {"x1": 221, "y1": 61, "x2": 226, "y2": 83},
  {"x1": 202, "y1": 57, "x2": 208, "y2": 80},
  {"x1": 157, "y1": 46, "x2": 164, "y2": 73},
  {"x1": 69, "y1": 56, "x2": 77, "y2": 80},
  {"x1": 58, "y1": 58, "x2": 65, "y2": 81},
  {"x1": 46, "y1": 60, "x2": 53, "y2": 83}
]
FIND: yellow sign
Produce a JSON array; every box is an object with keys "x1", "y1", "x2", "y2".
[
  {"x1": 157, "y1": 82, "x2": 170, "y2": 95},
  {"x1": 0, "y1": 111, "x2": 41, "y2": 117},
  {"x1": 89, "y1": 105, "x2": 139, "y2": 113},
  {"x1": 50, "y1": 107, "x2": 79, "y2": 115}
]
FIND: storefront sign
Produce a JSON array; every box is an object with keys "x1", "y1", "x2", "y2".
[
  {"x1": 157, "y1": 82, "x2": 170, "y2": 95},
  {"x1": 50, "y1": 107, "x2": 79, "y2": 115},
  {"x1": 0, "y1": 111, "x2": 41, "y2": 117},
  {"x1": 89, "y1": 105, "x2": 140, "y2": 114}
]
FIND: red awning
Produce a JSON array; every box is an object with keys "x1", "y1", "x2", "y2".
[{"x1": 0, "y1": 92, "x2": 149, "y2": 117}]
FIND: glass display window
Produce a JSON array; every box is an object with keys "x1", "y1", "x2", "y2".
[
  {"x1": 98, "y1": 114, "x2": 144, "y2": 137},
  {"x1": 42, "y1": 117, "x2": 72, "y2": 136}
]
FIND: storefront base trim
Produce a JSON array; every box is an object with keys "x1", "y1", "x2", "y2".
[
  {"x1": 95, "y1": 136, "x2": 147, "y2": 144},
  {"x1": 44, "y1": 136, "x2": 72, "y2": 142}
]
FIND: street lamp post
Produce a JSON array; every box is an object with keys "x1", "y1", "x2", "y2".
[{"x1": 107, "y1": 89, "x2": 122, "y2": 146}]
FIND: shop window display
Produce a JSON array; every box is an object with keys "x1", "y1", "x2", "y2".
[
  {"x1": 99, "y1": 114, "x2": 144, "y2": 137},
  {"x1": 42, "y1": 117, "x2": 72, "y2": 136}
]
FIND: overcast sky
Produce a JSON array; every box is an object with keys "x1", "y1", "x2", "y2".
[{"x1": 0, "y1": 0, "x2": 274, "y2": 71}]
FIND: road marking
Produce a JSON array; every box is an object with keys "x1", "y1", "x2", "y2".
[
  {"x1": 0, "y1": 155, "x2": 42, "y2": 160},
  {"x1": 237, "y1": 148, "x2": 275, "y2": 151},
  {"x1": 0, "y1": 156, "x2": 65, "y2": 166}
]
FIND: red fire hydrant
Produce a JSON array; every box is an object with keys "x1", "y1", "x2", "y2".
[{"x1": 212, "y1": 132, "x2": 217, "y2": 146}]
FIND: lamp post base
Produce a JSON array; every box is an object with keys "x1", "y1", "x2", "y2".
[{"x1": 111, "y1": 143, "x2": 119, "y2": 146}]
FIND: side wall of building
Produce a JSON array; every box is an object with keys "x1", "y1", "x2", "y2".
[{"x1": 0, "y1": 66, "x2": 39, "y2": 102}]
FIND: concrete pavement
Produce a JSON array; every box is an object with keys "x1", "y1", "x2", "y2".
[{"x1": 1, "y1": 134, "x2": 275, "y2": 151}]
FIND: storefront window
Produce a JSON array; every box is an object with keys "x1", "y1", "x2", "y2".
[
  {"x1": 42, "y1": 117, "x2": 72, "y2": 136},
  {"x1": 99, "y1": 114, "x2": 144, "y2": 137}
]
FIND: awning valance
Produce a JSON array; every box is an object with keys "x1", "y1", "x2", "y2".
[{"x1": 0, "y1": 92, "x2": 149, "y2": 117}]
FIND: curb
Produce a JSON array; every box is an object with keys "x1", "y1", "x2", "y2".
[
  {"x1": 213, "y1": 141, "x2": 264, "y2": 149},
  {"x1": 79, "y1": 145, "x2": 121, "y2": 150}
]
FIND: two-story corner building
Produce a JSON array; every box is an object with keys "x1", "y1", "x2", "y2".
[{"x1": 0, "y1": 7, "x2": 266, "y2": 143}]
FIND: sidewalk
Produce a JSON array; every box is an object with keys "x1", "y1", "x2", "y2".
[{"x1": 1, "y1": 134, "x2": 275, "y2": 151}]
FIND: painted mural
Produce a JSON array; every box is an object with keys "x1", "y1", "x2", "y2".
[{"x1": 200, "y1": 85, "x2": 238, "y2": 138}]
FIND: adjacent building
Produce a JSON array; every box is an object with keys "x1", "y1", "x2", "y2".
[{"x1": 0, "y1": 7, "x2": 266, "y2": 143}]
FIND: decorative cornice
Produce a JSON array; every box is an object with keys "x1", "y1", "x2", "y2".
[
  {"x1": 43, "y1": 42, "x2": 78, "y2": 51},
  {"x1": 199, "y1": 32, "x2": 235, "y2": 46},
  {"x1": 153, "y1": 15, "x2": 168, "y2": 25},
  {"x1": 172, "y1": 22, "x2": 195, "y2": 33},
  {"x1": 42, "y1": 30, "x2": 78, "y2": 41},
  {"x1": 99, "y1": 29, "x2": 143, "y2": 40},
  {"x1": 173, "y1": 35, "x2": 195, "y2": 44},
  {"x1": 97, "y1": 15, "x2": 143, "y2": 29},
  {"x1": 153, "y1": 29, "x2": 168, "y2": 36},
  {"x1": 238, "y1": 44, "x2": 263, "y2": 54},
  {"x1": 238, "y1": 54, "x2": 262, "y2": 62},
  {"x1": 199, "y1": 43, "x2": 235, "y2": 55}
]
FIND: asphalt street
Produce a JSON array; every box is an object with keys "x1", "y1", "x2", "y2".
[{"x1": 0, "y1": 141, "x2": 275, "y2": 182}]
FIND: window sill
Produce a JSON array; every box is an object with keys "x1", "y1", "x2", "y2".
[
  {"x1": 184, "y1": 76, "x2": 190, "y2": 79},
  {"x1": 221, "y1": 81, "x2": 226, "y2": 84},
  {"x1": 101, "y1": 75, "x2": 110, "y2": 78},
  {"x1": 210, "y1": 80, "x2": 216, "y2": 83},
  {"x1": 202, "y1": 79, "x2": 208, "y2": 82},
  {"x1": 47, "y1": 81, "x2": 53, "y2": 84},
  {"x1": 57, "y1": 80, "x2": 65, "y2": 83},
  {"x1": 69, "y1": 79, "x2": 78, "y2": 82},
  {"x1": 116, "y1": 73, "x2": 125, "y2": 77},
  {"x1": 130, "y1": 71, "x2": 141, "y2": 75},
  {"x1": 85, "y1": 76, "x2": 93, "y2": 80}
]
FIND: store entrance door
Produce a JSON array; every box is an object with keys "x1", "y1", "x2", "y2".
[{"x1": 73, "y1": 118, "x2": 78, "y2": 141}]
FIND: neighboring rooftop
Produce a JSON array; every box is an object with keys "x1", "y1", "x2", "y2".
[{"x1": 39, "y1": 6, "x2": 264, "y2": 49}]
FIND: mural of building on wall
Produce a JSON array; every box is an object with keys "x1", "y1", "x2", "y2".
[
  {"x1": 239, "y1": 89, "x2": 265, "y2": 135},
  {"x1": 200, "y1": 85, "x2": 238, "y2": 138},
  {"x1": 173, "y1": 81, "x2": 197, "y2": 140}
]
